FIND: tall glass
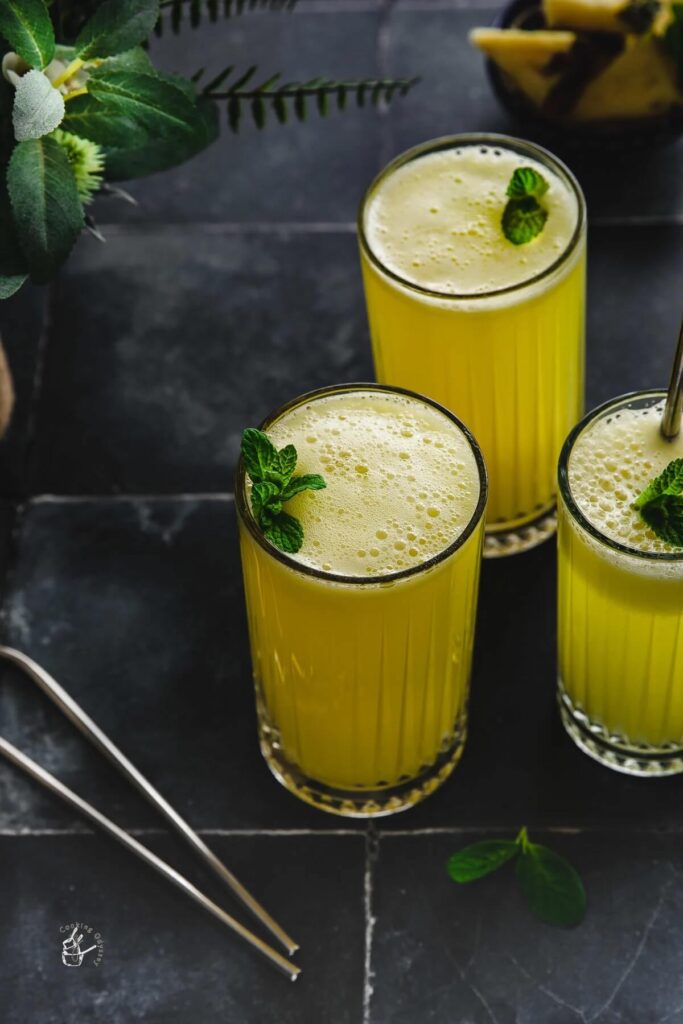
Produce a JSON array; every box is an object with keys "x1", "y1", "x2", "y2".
[
  {"x1": 236, "y1": 384, "x2": 487, "y2": 817},
  {"x1": 358, "y1": 133, "x2": 586, "y2": 557},
  {"x1": 558, "y1": 391, "x2": 683, "y2": 776}
]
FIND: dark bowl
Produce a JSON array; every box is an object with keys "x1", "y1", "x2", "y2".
[{"x1": 485, "y1": 0, "x2": 683, "y2": 151}]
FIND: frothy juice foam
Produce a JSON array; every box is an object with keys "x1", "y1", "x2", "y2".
[
  {"x1": 360, "y1": 137, "x2": 586, "y2": 538},
  {"x1": 238, "y1": 388, "x2": 486, "y2": 808},
  {"x1": 266, "y1": 390, "x2": 480, "y2": 576},
  {"x1": 558, "y1": 394, "x2": 683, "y2": 756}
]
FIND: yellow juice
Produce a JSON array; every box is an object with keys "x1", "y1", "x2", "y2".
[
  {"x1": 359, "y1": 135, "x2": 586, "y2": 555},
  {"x1": 237, "y1": 385, "x2": 487, "y2": 816},
  {"x1": 558, "y1": 391, "x2": 683, "y2": 775}
]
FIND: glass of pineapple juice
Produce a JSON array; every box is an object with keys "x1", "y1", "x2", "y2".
[
  {"x1": 558, "y1": 390, "x2": 683, "y2": 776},
  {"x1": 358, "y1": 133, "x2": 586, "y2": 558},
  {"x1": 236, "y1": 383, "x2": 487, "y2": 817}
]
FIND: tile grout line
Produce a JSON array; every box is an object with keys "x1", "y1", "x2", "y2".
[
  {"x1": 7, "y1": 823, "x2": 683, "y2": 837},
  {"x1": 363, "y1": 826, "x2": 379, "y2": 1024},
  {"x1": 28, "y1": 492, "x2": 236, "y2": 505},
  {"x1": 0, "y1": 826, "x2": 365, "y2": 837},
  {"x1": 377, "y1": 0, "x2": 397, "y2": 169}
]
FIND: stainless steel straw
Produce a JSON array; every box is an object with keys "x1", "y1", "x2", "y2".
[
  {"x1": 661, "y1": 317, "x2": 683, "y2": 440},
  {"x1": 0, "y1": 735, "x2": 299, "y2": 981},
  {"x1": 0, "y1": 646, "x2": 298, "y2": 959}
]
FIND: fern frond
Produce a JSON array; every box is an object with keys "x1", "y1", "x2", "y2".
[
  {"x1": 155, "y1": 0, "x2": 296, "y2": 35},
  {"x1": 202, "y1": 71, "x2": 419, "y2": 131}
]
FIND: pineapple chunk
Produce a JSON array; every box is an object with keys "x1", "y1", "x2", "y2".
[
  {"x1": 469, "y1": 28, "x2": 576, "y2": 107},
  {"x1": 573, "y1": 35, "x2": 681, "y2": 118},
  {"x1": 544, "y1": 0, "x2": 663, "y2": 35}
]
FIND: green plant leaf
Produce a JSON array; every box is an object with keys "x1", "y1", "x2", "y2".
[
  {"x1": 0, "y1": 273, "x2": 26, "y2": 298},
  {"x1": 102, "y1": 96, "x2": 218, "y2": 180},
  {"x1": 263, "y1": 510, "x2": 304, "y2": 553},
  {"x1": 251, "y1": 479, "x2": 282, "y2": 521},
  {"x1": 87, "y1": 68, "x2": 198, "y2": 139},
  {"x1": 506, "y1": 166, "x2": 549, "y2": 201},
  {"x1": 0, "y1": 0, "x2": 55, "y2": 69},
  {"x1": 75, "y1": 0, "x2": 161, "y2": 60},
  {"x1": 98, "y1": 46, "x2": 155, "y2": 73},
  {"x1": 0, "y1": 175, "x2": 28, "y2": 277},
  {"x1": 516, "y1": 844, "x2": 586, "y2": 927},
  {"x1": 447, "y1": 841, "x2": 518, "y2": 883},
  {"x1": 632, "y1": 459, "x2": 683, "y2": 547},
  {"x1": 242, "y1": 427, "x2": 280, "y2": 480},
  {"x1": 7, "y1": 135, "x2": 83, "y2": 283},
  {"x1": 276, "y1": 444, "x2": 297, "y2": 483},
  {"x1": 12, "y1": 68, "x2": 65, "y2": 141},
  {"x1": 281, "y1": 473, "x2": 327, "y2": 501},
  {"x1": 502, "y1": 197, "x2": 548, "y2": 246},
  {"x1": 62, "y1": 94, "x2": 146, "y2": 148}
]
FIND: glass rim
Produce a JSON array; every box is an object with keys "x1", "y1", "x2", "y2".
[
  {"x1": 558, "y1": 388, "x2": 683, "y2": 563},
  {"x1": 357, "y1": 132, "x2": 586, "y2": 303},
  {"x1": 235, "y1": 382, "x2": 488, "y2": 585}
]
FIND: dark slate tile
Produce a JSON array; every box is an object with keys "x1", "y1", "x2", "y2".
[
  {"x1": 29, "y1": 228, "x2": 372, "y2": 494},
  {"x1": 0, "y1": 498, "x2": 364, "y2": 831},
  {"x1": 587, "y1": 224, "x2": 683, "y2": 410},
  {"x1": 371, "y1": 831, "x2": 683, "y2": 1024},
  {"x1": 0, "y1": 832, "x2": 365, "y2": 1024},
  {"x1": 92, "y1": 8, "x2": 383, "y2": 224},
  {"x1": 385, "y1": 6, "x2": 683, "y2": 219},
  {"x1": 0, "y1": 283, "x2": 46, "y2": 497}
]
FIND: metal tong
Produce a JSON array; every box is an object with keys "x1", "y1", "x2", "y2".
[{"x1": 0, "y1": 646, "x2": 300, "y2": 981}]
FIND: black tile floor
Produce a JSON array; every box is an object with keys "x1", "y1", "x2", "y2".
[{"x1": 0, "y1": 2, "x2": 682, "y2": 1022}]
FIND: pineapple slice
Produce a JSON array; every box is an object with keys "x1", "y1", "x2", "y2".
[
  {"x1": 544, "y1": 0, "x2": 663, "y2": 35},
  {"x1": 469, "y1": 28, "x2": 577, "y2": 107},
  {"x1": 573, "y1": 34, "x2": 681, "y2": 118}
]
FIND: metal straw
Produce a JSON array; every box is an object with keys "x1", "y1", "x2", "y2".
[
  {"x1": 0, "y1": 736, "x2": 300, "y2": 981},
  {"x1": 661, "y1": 317, "x2": 683, "y2": 440},
  {"x1": 0, "y1": 646, "x2": 298, "y2": 957}
]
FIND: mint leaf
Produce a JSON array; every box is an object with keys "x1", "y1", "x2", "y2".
[
  {"x1": 0, "y1": 0, "x2": 55, "y2": 70},
  {"x1": 276, "y1": 444, "x2": 297, "y2": 485},
  {"x1": 281, "y1": 474, "x2": 327, "y2": 501},
  {"x1": 75, "y1": 0, "x2": 160, "y2": 61},
  {"x1": 633, "y1": 459, "x2": 683, "y2": 547},
  {"x1": 516, "y1": 843, "x2": 586, "y2": 927},
  {"x1": 447, "y1": 840, "x2": 518, "y2": 882},
  {"x1": 502, "y1": 197, "x2": 548, "y2": 246},
  {"x1": 633, "y1": 458, "x2": 683, "y2": 509},
  {"x1": 664, "y1": 3, "x2": 683, "y2": 89},
  {"x1": 241, "y1": 428, "x2": 279, "y2": 481},
  {"x1": 263, "y1": 511, "x2": 304, "y2": 554},
  {"x1": 241, "y1": 428, "x2": 326, "y2": 554},
  {"x1": 87, "y1": 69, "x2": 198, "y2": 140},
  {"x1": 506, "y1": 166, "x2": 549, "y2": 201}
]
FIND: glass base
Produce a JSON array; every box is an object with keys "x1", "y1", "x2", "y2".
[
  {"x1": 257, "y1": 712, "x2": 468, "y2": 818},
  {"x1": 484, "y1": 506, "x2": 557, "y2": 559},
  {"x1": 558, "y1": 684, "x2": 683, "y2": 777}
]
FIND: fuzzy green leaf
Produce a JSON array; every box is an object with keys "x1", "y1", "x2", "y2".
[
  {"x1": 516, "y1": 844, "x2": 586, "y2": 927},
  {"x1": 281, "y1": 474, "x2": 327, "y2": 501},
  {"x1": 251, "y1": 480, "x2": 282, "y2": 521},
  {"x1": 633, "y1": 458, "x2": 683, "y2": 509},
  {"x1": 276, "y1": 444, "x2": 297, "y2": 484},
  {"x1": 87, "y1": 68, "x2": 198, "y2": 140},
  {"x1": 102, "y1": 95, "x2": 217, "y2": 180},
  {"x1": 12, "y1": 68, "x2": 65, "y2": 141},
  {"x1": 7, "y1": 136, "x2": 83, "y2": 283},
  {"x1": 0, "y1": 273, "x2": 26, "y2": 298},
  {"x1": 447, "y1": 841, "x2": 518, "y2": 883},
  {"x1": 75, "y1": 0, "x2": 161, "y2": 60},
  {"x1": 0, "y1": 0, "x2": 55, "y2": 69},
  {"x1": 263, "y1": 510, "x2": 304, "y2": 553}
]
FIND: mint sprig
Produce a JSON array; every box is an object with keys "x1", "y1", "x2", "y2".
[
  {"x1": 632, "y1": 458, "x2": 683, "y2": 547},
  {"x1": 241, "y1": 427, "x2": 326, "y2": 554},
  {"x1": 447, "y1": 826, "x2": 586, "y2": 927},
  {"x1": 502, "y1": 167, "x2": 549, "y2": 246}
]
